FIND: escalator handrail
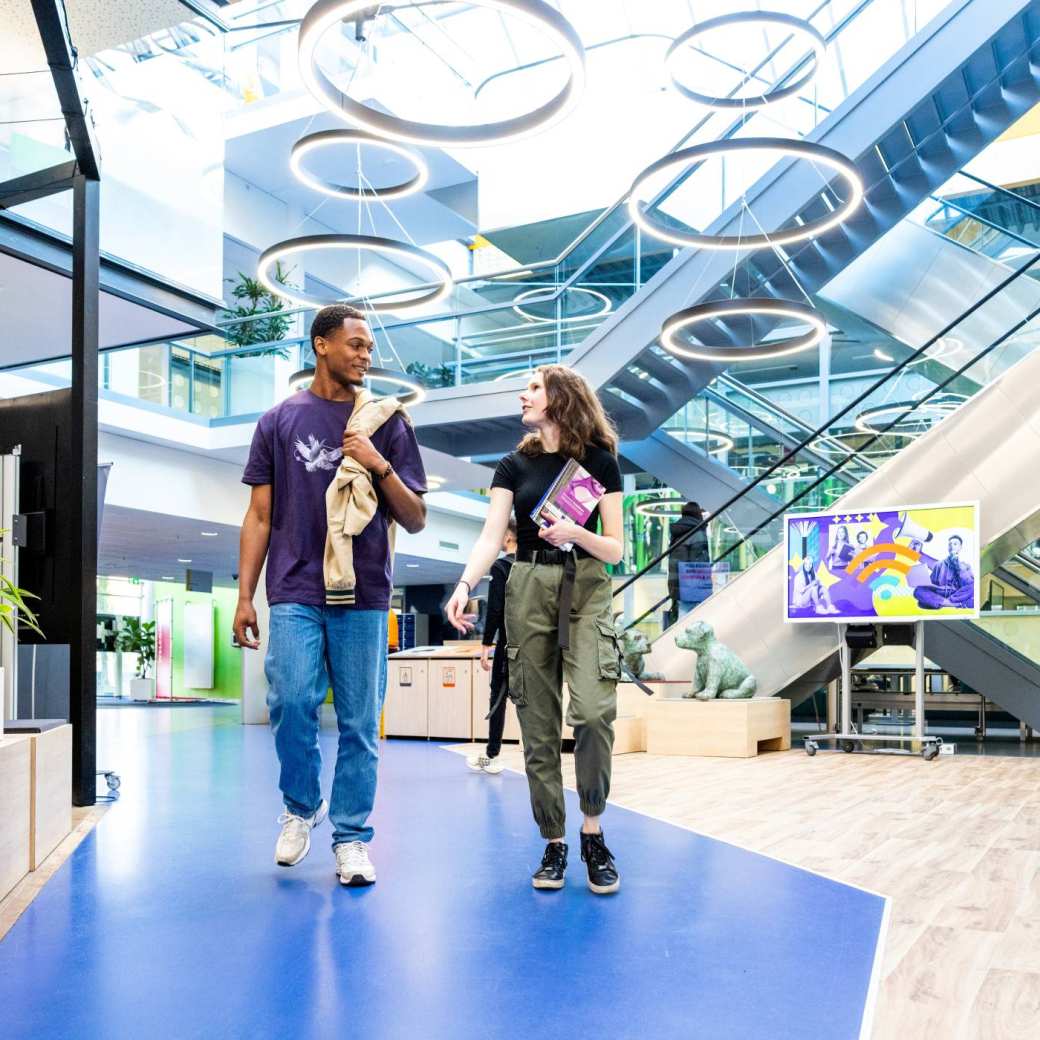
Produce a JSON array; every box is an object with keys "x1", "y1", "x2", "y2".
[
  {"x1": 954, "y1": 172, "x2": 1040, "y2": 218},
  {"x1": 614, "y1": 248, "x2": 1040, "y2": 600}
]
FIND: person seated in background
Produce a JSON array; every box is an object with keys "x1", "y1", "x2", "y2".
[
  {"x1": 914, "y1": 535, "x2": 974, "y2": 609},
  {"x1": 466, "y1": 519, "x2": 517, "y2": 776},
  {"x1": 793, "y1": 555, "x2": 840, "y2": 615}
]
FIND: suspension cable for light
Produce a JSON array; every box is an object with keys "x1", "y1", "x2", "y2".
[
  {"x1": 257, "y1": 234, "x2": 454, "y2": 313},
  {"x1": 660, "y1": 298, "x2": 830, "y2": 362},
  {"x1": 666, "y1": 11, "x2": 827, "y2": 110},
  {"x1": 298, "y1": 0, "x2": 586, "y2": 147},
  {"x1": 628, "y1": 138, "x2": 863, "y2": 250},
  {"x1": 290, "y1": 129, "x2": 429, "y2": 200}
]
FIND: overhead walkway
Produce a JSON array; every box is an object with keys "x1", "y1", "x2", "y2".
[{"x1": 412, "y1": 0, "x2": 1040, "y2": 455}]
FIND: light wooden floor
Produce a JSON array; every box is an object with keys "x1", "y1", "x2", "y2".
[
  {"x1": 0, "y1": 804, "x2": 108, "y2": 942},
  {"x1": 453, "y1": 743, "x2": 1040, "y2": 1039}
]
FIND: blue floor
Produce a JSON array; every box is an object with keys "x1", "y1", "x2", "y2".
[{"x1": 1, "y1": 707, "x2": 885, "y2": 1040}]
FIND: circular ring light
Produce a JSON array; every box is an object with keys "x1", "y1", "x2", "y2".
[
  {"x1": 666, "y1": 12, "x2": 827, "y2": 110},
  {"x1": 298, "y1": 0, "x2": 586, "y2": 147},
  {"x1": 512, "y1": 286, "x2": 612, "y2": 324},
  {"x1": 670, "y1": 427, "x2": 736, "y2": 455},
  {"x1": 854, "y1": 395, "x2": 965, "y2": 436},
  {"x1": 366, "y1": 367, "x2": 427, "y2": 406},
  {"x1": 288, "y1": 367, "x2": 316, "y2": 392},
  {"x1": 257, "y1": 234, "x2": 453, "y2": 312},
  {"x1": 290, "y1": 129, "x2": 429, "y2": 201},
  {"x1": 660, "y1": 298, "x2": 829, "y2": 362},
  {"x1": 634, "y1": 496, "x2": 684, "y2": 520},
  {"x1": 628, "y1": 138, "x2": 863, "y2": 250}
]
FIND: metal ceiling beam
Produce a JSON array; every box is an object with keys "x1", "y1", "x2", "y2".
[
  {"x1": 0, "y1": 161, "x2": 77, "y2": 210},
  {"x1": 29, "y1": 0, "x2": 101, "y2": 181}
]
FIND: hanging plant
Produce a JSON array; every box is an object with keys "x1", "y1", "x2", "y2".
[
  {"x1": 222, "y1": 262, "x2": 296, "y2": 357},
  {"x1": 405, "y1": 360, "x2": 455, "y2": 388}
]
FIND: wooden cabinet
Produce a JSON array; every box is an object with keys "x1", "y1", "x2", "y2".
[
  {"x1": 428, "y1": 659, "x2": 473, "y2": 740},
  {"x1": 385, "y1": 659, "x2": 429, "y2": 738}
]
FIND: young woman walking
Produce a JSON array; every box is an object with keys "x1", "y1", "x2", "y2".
[{"x1": 445, "y1": 366, "x2": 625, "y2": 894}]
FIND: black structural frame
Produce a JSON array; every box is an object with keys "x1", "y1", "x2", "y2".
[{"x1": 0, "y1": 2, "x2": 101, "y2": 805}]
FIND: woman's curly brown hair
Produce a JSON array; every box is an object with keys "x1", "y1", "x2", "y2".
[{"x1": 517, "y1": 364, "x2": 619, "y2": 460}]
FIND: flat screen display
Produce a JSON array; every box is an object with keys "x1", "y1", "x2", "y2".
[{"x1": 783, "y1": 502, "x2": 980, "y2": 624}]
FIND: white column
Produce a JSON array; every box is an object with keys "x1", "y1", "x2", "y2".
[{"x1": 241, "y1": 565, "x2": 270, "y2": 725}]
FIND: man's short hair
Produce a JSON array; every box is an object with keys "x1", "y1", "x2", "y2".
[
  {"x1": 506, "y1": 518, "x2": 518, "y2": 537},
  {"x1": 310, "y1": 304, "x2": 366, "y2": 350},
  {"x1": 949, "y1": 535, "x2": 963, "y2": 547}
]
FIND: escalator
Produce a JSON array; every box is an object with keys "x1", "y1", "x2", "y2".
[
  {"x1": 414, "y1": 0, "x2": 1040, "y2": 454},
  {"x1": 616, "y1": 254, "x2": 1040, "y2": 732}
]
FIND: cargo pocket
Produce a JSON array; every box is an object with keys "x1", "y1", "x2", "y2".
[
  {"x1": 505, "y1": 646, "x2": 527, "y2": 706},
  {"x1": 595, "y1": 619, "x2": 622, "y2": 681}
]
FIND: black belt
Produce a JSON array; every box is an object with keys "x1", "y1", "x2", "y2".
[{"x1": 516, "y1": 548, "x2": 578, "y2": 650}]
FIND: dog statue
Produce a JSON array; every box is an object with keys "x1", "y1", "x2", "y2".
[
  {"x1": 674, "y1": 620, "x2": 757, "y2": 700},
  {"x1": 615, "y1": 620, "x2": 664, "y2": 681}
]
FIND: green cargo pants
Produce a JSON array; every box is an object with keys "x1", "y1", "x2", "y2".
[{"x1": 504, "y1": 556, "x2": 621, "y2": 840}]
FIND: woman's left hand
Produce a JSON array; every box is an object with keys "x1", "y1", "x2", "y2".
[{"x1": 538, "y1": 519, "x2": 582, "y2": 548}]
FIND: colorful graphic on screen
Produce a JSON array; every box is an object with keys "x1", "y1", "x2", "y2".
[{"x1": 783, "y1": 503, "x2": 979, "y2": 623}]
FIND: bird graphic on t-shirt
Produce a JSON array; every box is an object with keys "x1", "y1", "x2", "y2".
[{"x1": 293, "y1": 435, "x2": 342, "y2": 472}]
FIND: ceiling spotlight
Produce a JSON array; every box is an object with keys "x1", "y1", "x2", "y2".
[
  {"x1": 873, "y1": 348, "x2": 894, "y2": 362},
  {"x1": 406, "y1": 563, "x2": 420, "y2": 568},
  {"x1": 660, "y1": 298, "x2": 830, "y2": 361},
  {"x1": 666, "y1": 12, "x2": 827, "y2": 110},
  {"x1": 257, "y1": 234, "x2": 454, "y2": 313},
  {"x1": 200, "y1": 531, "x2": 218, "y2": 537},
  {"x1": 177, "y1": 558, "x2": 192, "y2": 564},
  {"x1": 290, "y1": 129, "x2": 429, "y2": 200},
  {"x1": 161, "y1": 576, "x2": 175, "y2": 581},
  {"x1": 628, "y1": 138, "x2": 863, "y2": 250},
  {"x1": 512, "y1": 286, "x2": 612, "y2": 324},
  {"x1": 298, "y1": 0, "x2": 586, "y2": 147}
]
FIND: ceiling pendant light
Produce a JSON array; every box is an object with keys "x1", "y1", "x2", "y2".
[
  {"x1": 298, "y1": 0, "x2": 586, "y2": 147},
  {"x1": 660, "y1": 298, "x2": 830, "y2": 362},
  {"x1": 628, "y1": 138, "x2": 863, "y2": 250},
  {"x1": 666, "y1": 12, "x2": 827, "y2": 110},
  {"x1": 257, "y1": 233, "x2": 454, "y2": 313},
  {"x1": 290, "y1": 129, "x2": 429, "y2": 200}
]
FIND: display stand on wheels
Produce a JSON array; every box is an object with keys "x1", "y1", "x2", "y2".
[
  {"x1": 803, "y1": 621, "x2": 943, "y2": 760},
  {"x1": 785, "y1": 501, "x2": 979, "y2": 762}
]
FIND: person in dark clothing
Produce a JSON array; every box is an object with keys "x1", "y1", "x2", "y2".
[
  {"x1": 467, "y1": 519, "x2": 518, "y2": 774},
  {"x1": 666, "y1": 501, "x2": 710, "y2": 628}
]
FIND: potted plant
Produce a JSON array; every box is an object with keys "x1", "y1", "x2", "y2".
[
  {"x1": 222, "y1": 263, "x2": 295, "y2": 357},
  {"x1": 0, "y1": 544, "x2": 44, "y2": 709},
  {"x1": 116, "y1": 617, "x2": 157, "y2": 700}
]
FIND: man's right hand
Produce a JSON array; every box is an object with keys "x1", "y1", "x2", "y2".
[{"x1": 234, "y1": 600, "x2": 261, "y2": 650}]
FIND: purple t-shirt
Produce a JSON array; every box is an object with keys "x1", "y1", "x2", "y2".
[{"x1": 242, "y1": 389, "x2": 426, "y2": 609}]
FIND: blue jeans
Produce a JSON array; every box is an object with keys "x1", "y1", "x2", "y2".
[{"x1": 265, "y1": 604, "x2": 388, "y2": 847}]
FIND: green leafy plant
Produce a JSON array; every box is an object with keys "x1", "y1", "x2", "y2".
[
  {"x1": 0, "y1": 530, "x2": 43, "y2": 638},
  {"x1": 405, "y1": 360, "x2": 456, "y2": 388},
  {"x1": 115, "y1": 617, "x2": 157, "y2": 680},
  {"x1": 222, "y1": 263, "x2": 295, "y2": 356}
]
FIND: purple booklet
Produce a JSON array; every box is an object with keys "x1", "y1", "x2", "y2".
[{"x1": 530, "y1": 459, "x2": 606, "y2": 551}]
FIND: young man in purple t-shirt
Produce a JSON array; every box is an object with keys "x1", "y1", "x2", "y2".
[{"x1": 234, "y1": 304, "x2": 427, "y2": 886}]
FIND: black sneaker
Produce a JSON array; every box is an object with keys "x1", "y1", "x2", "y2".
[
  {"x1": 531, "y1": 841, "x2": 568, "y2": 889},
  {"x1": 580, "y1": 831, "x2": 620, "y2": 895}
]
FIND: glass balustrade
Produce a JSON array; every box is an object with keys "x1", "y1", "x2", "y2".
[{"x1": 617, "y1": 249, "x2": 1040, "y2": 641}]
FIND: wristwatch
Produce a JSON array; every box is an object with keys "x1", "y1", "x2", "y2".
[{"x1": 375, "y1": 461, "x2": 394, "y2": 481}]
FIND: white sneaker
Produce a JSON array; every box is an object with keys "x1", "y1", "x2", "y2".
[
  {"x1": 335, "y1": 840, "x2": 376, "y2": 886},
  {"x1": 275, "y1": 800, "x2": 328, "y2": 867},
  {"x1": 466, "y1": 753, "x2": 504, "y2": 775}
]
